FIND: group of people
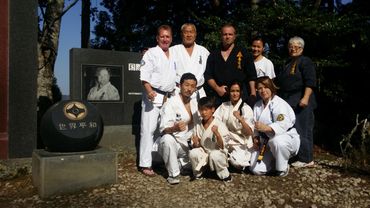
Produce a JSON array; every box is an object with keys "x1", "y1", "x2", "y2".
[{"x1": 138, "y1": 23, "x2": 317, "y2": 184}]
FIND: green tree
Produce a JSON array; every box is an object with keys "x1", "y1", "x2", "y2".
[
  {"x1": 38, "y1": 0, "x2": 78, "y2": 101},
  {"x1": 91, "y1": 0, "x2": 370, "y2": 152},
  {"x1": 91, "y1": 0, "x2": 246, "y2": 50}
]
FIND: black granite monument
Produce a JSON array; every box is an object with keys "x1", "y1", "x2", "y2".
[
  {"x1": 40, "y1": 100, "x2": 103, "y2": 152},
  {"x1": 70, "y1": 48, "x2": 142, "y2": 126}
]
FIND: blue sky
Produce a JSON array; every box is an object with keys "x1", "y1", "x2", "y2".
[
  {"x1": 55, "y1": 0, "x2": 352, "y2": 95},
  {"x1": 54, "y1": 1, "x2": 82, "y2": 95}
]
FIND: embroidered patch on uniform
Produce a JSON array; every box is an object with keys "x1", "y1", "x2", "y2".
[
  {"x1": 236, "y1": 51, "x2": 243, "y2": 69},
  {"x1": 140, "y1": 60, "x2": 145, "y2": 66},
  {"x1": 277, "y1": 114, "x2": 284, "y2": 121}
]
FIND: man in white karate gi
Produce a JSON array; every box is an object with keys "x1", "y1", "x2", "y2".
[
  {"x1": 139, "y1": 25, "x2": 176, "y2": 176},
  {"x1": 170, "y1": 23, "x2": 210, "y2": 100},
  {"x1": 157, "y1": 73, "x2": 199, "y2": 184}
]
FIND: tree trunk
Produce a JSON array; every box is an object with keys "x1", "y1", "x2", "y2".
[
  {"x1": 37, "y1": 0, "x2": 65, "y2": 100},
  {"x1": 251, "y1": 0, "x2": 261, "y2": 10},
  {"x1": 314, "y1": 0, "x2": 322, "y2": 9},
  {"x1": 81, "y1": 0, "x2": 90, "y2": 48},
  {"x1": 212, "y1": 0, "x2": 220, "y2": 7}
]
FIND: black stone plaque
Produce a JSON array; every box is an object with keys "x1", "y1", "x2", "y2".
[
  {"x1": 70, "y1": 48, "x2": 142, "y2": 125},
  {"x1": 40, "y1": 100, "x2": 104, "y2": 152}
]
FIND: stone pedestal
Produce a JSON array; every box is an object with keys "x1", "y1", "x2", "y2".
[{"x1": 32, "y1": 147, "x2": 117, "y2": 198}]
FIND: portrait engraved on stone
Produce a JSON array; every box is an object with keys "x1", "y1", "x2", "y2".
[{"x1": 82, "y1": 65, "x2": 123, "y2": 102}]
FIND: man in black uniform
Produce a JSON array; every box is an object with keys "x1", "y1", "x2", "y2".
[{"x1": 204, "y1": 23, "x2": 257, "y2": 107}]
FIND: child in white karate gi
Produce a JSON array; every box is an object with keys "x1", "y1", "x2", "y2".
[{"x1": 189, "y1": 97, "x2": 232, "y2": 182}]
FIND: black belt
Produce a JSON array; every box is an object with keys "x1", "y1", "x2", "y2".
[
  {"x1": 287, "y1": 125, "x2": 295, "y2": 131},
  {"x1": 153, "y1": 88, "x2": 173, "y2": 97}
]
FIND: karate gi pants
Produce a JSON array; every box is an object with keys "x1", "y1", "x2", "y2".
[
  {"x1": 158, "y1": 134, "x2": 189, "y2": 177},
  {"x1": 249, "y1": 134, "x2": 300, "y2": 174},
  {"x1": 228, "y1": 145, "x2": 252, "y2": 168},
  {"x1": 294, "y1": 106, "x2": 315, "y2": 163},
  {"x1": 189, "y1": 148, "x2": 229, "y2": 179},
  {"x1": 139, "y1": 95, "x2": 161, "y2": 168}
]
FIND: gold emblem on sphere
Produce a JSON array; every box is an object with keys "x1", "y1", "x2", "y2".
[{"x1": 63, "y1": 101, "x2": 88, "y2": 120}]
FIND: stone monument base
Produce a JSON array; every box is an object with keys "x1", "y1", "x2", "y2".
[{"x1": 32, "y1": 147, "x2": 117, "y2": 198}]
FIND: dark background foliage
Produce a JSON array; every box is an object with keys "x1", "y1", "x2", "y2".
[{"x1": 90, "y1": 0, "x2": 370, "y2": 154}]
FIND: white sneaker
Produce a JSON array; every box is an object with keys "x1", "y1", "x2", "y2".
[
  {"x1": 252, "y1": 170, "x2": 266, "y2": 176},
  {"x1": 291, "y1": 161, "x2": 314, "y2": 168},
  {"x1": 277, "y1": 166, "x2": 289, "y2": 177},
  {"x1": 222, "y1": 175, "x2": 232, "y2": 183},
  {"x1": 190, "y1": 175, "x2": 203, "y2": 181},
  {"x1": 167, "y1": 175, "x2": 180, "y2": 185}
]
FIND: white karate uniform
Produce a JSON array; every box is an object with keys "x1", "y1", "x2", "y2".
[
  {"x1": 214, "y1": 99, "x2": 254, "y2": 168},
  {"x1": 189, "y1": 118, "x2": 230, "y2": 179},
  {"x1": 249, "y1": 95, "x2": 300, "y2": 174},
  {"x1": 170, "y1": 43, "x2": 210, "y2": 99},
  {"x1": 254, "y1": 56, "x2": 276, "y2": 79},
  {"x1": 157, "y1": 94, "x2": 199, "y2": 177},
  {"x1": 139, "y1": 46, "x2": 176, "y2": 168}
]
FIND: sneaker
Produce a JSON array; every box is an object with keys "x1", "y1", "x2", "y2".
[
  {"x1": 222, "y1": 175, "x2": 232, "y2": 182},
  {"x1": 190, "y1": 175, "x2": 203, "y2": 181},
  {"x1": 291, "y1": 161, "x2": 315, "y2": 168},
  {"x1": 180, "y1": 167, "x2": 193, "y2": 176},
  {"x1": 242, "y1": 166, "x2": 252, "y2": 174},
  {"x1": 167, "y1": 175, "x2": 180, "y2": 185},
  {"x1": 252, "y1": 170, "x2": 266, "y2": 176},
  {"x1": 276, "y1": 166, "x2": 289, "y2": 177}
]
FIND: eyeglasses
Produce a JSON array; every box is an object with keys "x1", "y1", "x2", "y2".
[{"x1": 289, "y1": 45, "x2": 302, "y2": 50}]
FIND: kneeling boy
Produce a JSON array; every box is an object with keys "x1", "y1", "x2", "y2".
[{"x1": 189, "y1": 97, "x2": 231, "y2": 182}]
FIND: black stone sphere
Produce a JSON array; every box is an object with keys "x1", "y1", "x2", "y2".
[{"x1": 40, "y1": 100, "x2": 104, "y2": 152}]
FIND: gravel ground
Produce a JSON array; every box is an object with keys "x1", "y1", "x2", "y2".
[{"x1": 0, "y1": 147, "x2": 369, "y2": 208}]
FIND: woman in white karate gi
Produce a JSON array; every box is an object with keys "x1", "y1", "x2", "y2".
[
  {"x1": 213, "y1": 81, "x2": 254, "y2": 170},
  {"x1": 250, "y1": 76, "x2": 300, "y2": 177},
  {"x1": 189, "y1": 97, "x2": 232, "y2": 182}
]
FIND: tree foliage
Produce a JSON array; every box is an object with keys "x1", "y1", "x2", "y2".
[
  {"x1": 91, "y1": 0, "x2": 370, "y2": 152},
  {"x1": 91, "y1": 0, "x2": 369, "y2": 66},
  {"x1": 91, "y1": 0, "x2": 369, "y2": 85},
  {"x1": 91, "y1": 0, "x2": 242, "y2": 50}
]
